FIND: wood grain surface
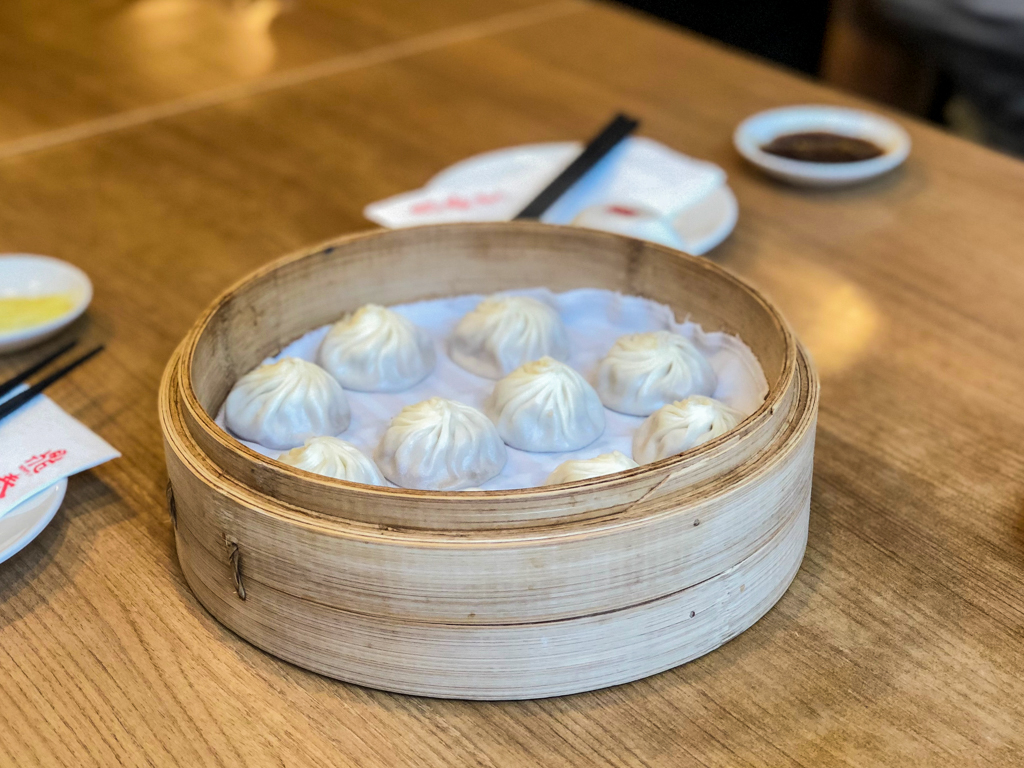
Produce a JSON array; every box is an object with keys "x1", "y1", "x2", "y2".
[
  {"x1": 1, "y1": 0, "x2": 1024, "y2": 765},
  {"x1": 0, "y1": 0, "x2": 564, "y2": 143}
]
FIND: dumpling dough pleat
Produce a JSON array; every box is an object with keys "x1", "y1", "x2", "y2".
[
  {"x1": 485, "y1": 357, "x2": 605, "y2": 452},
  {"x1": 632, "y1": 395, "x2": 742, "y2": 464},
  {"x1": 374, "y1": 397, "x2": 506, "y2": 490},
  {"x1": 596, "y1": 331, "x2": 717, "y2": 416},
  {"x1": 450, "y1": 295, "x2": 569, "y2": 379},
  {"x1": 318, "y1": 304, "x2": 435, "y2": 393},
  {"x1": 278, "y1": 436, "x2": 385, "y2": 485},
  {"x1": 225, "y1": 357, "x2": 350, "y2": 450},
  {"x1": 544, "y1": 451, "x2": 639, "y2": 486}
]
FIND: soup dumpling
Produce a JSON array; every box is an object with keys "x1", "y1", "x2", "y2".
[
  {"x1": 485, "y1": 357, "x2": 605, "y2": 452},
  {"x1": 596, "y1": 331, "x2": 716, "y2": 416},
  {"x1": 374, "y1": 397, "x2": 506, "y2": 490},
  {"x1": 544, "y1": 451, "x2": 639, "y2": 486},
  {"x1": 450, "y1": 295, "x2": 570, "y2": 379},
  {"x1": 632, "y1": 395, "x2": 742, "y2": 464},
  {"x1": 225, "y1": 357, "x2": 350, "y2": 450},
  {"x1": 278, "y1": 436, "x2": 385, "y2": 485},
  {"x1": 318, "y1": 304, "x2": 435, "y2": 393}
]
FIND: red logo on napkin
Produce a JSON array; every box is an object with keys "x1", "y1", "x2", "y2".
[
  {"x1": 0, "y1": 473, "x2": 17, "y2": 499},
  {"x1": 409, "y1": 191, "x2": 505, "y2": 215},
  {"x1": 20, "y1": 449, "x2": 67, "y2": 475},
  {"x1": 0, "y1": 450, "x2": 68, "y2": 498}
]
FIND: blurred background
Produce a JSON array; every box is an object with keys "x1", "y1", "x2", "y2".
[
  {"x1": 3, "y1": 0, "x2": 1021, "y2": 157},
  {"x1": 619, "y1": 0, "x2": 1024, "y2": 157}
]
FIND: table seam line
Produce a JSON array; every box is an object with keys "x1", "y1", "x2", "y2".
[{"x1": 0, "y1": 0, "x2": 586, "y2": 163}]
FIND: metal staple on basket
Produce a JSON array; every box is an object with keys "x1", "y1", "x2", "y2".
[
  {"x1": 165, "y1": 481, "x2": 177, "y2": 528},
  {"x1": 226, "y1": 539, "x2": 246, "y2": 600}
]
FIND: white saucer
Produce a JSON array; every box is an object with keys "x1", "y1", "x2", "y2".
[
  {"x1": 0, "y1": 254, "x2": 92, "y2": 354},
  {"x1": 670, "y1": 185, "x2": 738, "y2": 255},
  {"x1": 427, "y1": 141, "x2": 738, "y2": 256},
  {"x1": 0, "y1": 479, "x2": 67, "y2": 564},
  {"x1": 733, "y1": 105, "x2": 911, "y2": 187}
]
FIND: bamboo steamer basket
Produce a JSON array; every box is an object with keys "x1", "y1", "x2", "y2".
[
  {"x1": 159, "y1": 223, "x2": 819, "y2": 700},
  {"x1": 176, "y1": 224, "x2": 800, "y2": 530}
]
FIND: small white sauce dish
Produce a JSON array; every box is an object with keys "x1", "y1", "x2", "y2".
[
  {"x1": 734, "y1": 105, "x2": 911, "y2": 187},
  {"x1": 0, "y1": 254, "x2": 92, "y2": 354}
]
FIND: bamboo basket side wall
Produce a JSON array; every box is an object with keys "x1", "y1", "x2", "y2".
[{"x1": 173, "y1": 499, "x2": 810, "y2": 700}]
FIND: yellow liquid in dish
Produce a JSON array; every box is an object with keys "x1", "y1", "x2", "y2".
[{"x1": 0, "y1": 294, "x2": 76, "y2": 332}]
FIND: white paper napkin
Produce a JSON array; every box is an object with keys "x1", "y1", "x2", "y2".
[
  {"x1": 364, "y1": 137, "x2": 726, "y2": 249},
  {"x1": 0, "y1": 387, "x2": 120, "y2": 518}
]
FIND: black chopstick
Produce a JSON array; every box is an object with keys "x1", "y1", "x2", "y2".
[
  {"x1": 0, "y1": 345, "x2": 104, "y2": 422},
  {"x1": 0, "y1": 340, "x2": 79, "y2": 400},
  {"x1": 514, "y1": 112, "x2": 640, "y2": 220}
]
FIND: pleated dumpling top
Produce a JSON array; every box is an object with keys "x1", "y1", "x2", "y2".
[
  {"x1": 450, "y1": 295, "x2": 569, "y2": 379},
  {"x1": 224, "y1": 357, "x2": 350, "y2": 450},
  {"x1": 596, "y1": 331, "x2": 717, "y2": 416},
  {"x1": 278, "y1": 436, "x2": 385, "y2": 485},
  {"x1": 374, "y1": 397, "x2": 506, "y2": 491},
  {"x1": 632, "y1": 395, "x2": 743, "y2": 464},
  {"x1": 318, "y1": 304, "x2": 435, "y2": 393},
  {"x1": 544, "y1": 450, "x2": 639, "y2": 486},
  {"x1": 485, "y1": 357, "x2": 605, "y2": 453}
]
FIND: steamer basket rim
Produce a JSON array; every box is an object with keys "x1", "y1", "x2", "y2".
[
  {"x1": 160, "y1": 344, "x2": 818, "y2": 546},
  {"x1": 177, "y1": 222, "x2": 798, "y2": 501}
]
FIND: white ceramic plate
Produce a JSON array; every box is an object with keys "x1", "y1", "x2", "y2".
[
  {"x1": 0, "y1": 254, "x2": 92, "y2": 354},
  {"x1": 428, "y1": 142, "x2": 738, "y2": 256},
  {"x1": 670, "y1": 185, "x2": 738, "y2": 255},
  {"x1": 0, "y1": 479, "x2": 67, "y2": 564},
  {"x1": 733, "y1": 105, "x2": 911, "y2": 187}
]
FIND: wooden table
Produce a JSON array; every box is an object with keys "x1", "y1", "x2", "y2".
[{"x1": 2, "y1": 1, "x2": 1023, "y2": 765}]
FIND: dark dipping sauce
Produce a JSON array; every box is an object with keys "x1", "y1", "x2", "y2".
[{"x1": 761, "y1": 132, "x2": 885, "y2": 163}]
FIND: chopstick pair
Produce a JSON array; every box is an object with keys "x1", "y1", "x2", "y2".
[
  {"x1": 514, "y1": 112, "x2": 640, "y2": 220},
  {"x1": 0, "y1": 341, "x2": 105, "y2": 421}
]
